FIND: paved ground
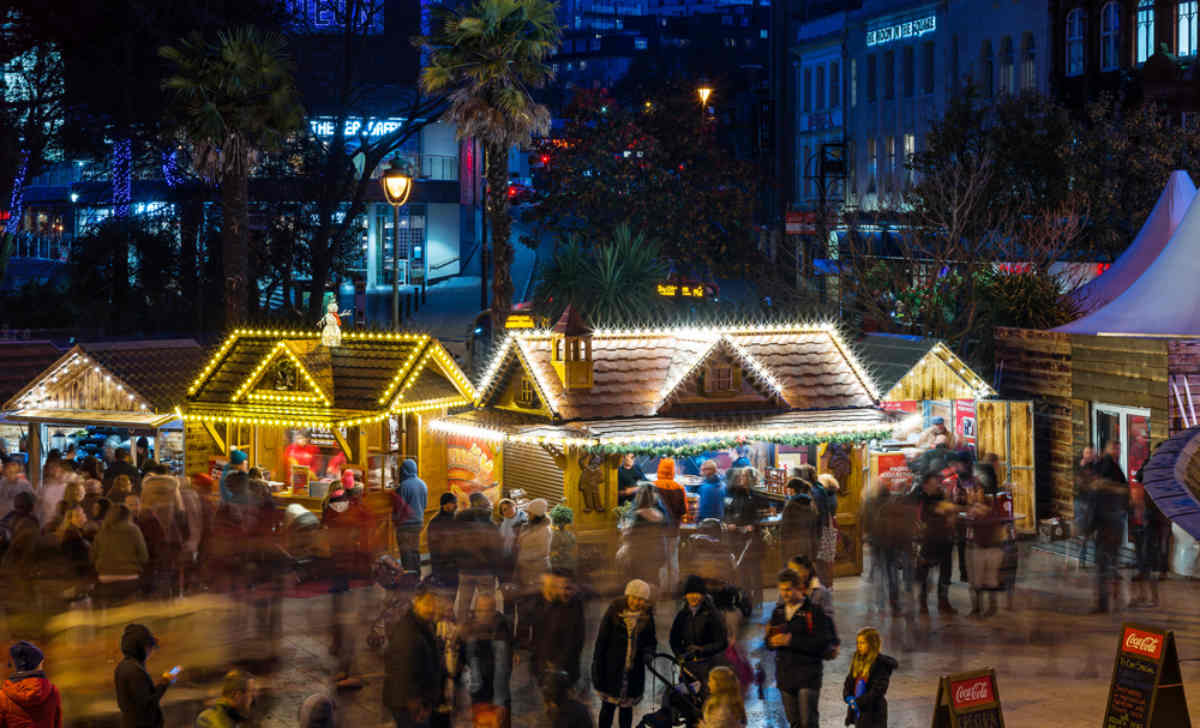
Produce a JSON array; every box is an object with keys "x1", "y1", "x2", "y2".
[{"x1": 60, "y1": 544, "x2": 1200, "y2": 727}]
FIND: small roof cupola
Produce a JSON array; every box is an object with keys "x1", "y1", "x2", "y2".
[{"x1": 550, "y1": 306, "x2": 594, "y2": 391}]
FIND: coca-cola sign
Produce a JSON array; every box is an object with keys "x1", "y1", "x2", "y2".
[
  {"x1": 1121, "y1": 627, "x2": 1164, "y2": 660},
  {"x1": 949, "y1": 676, "x2": 995, "y2": 709}
]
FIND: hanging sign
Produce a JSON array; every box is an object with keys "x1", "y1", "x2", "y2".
[
  {"x1": 930, "y1": 668, "x2": 1005, "y2": 728},
  {"x1": 955, "y1": 399, "x2": 977, "y2": 454},
  {"x1": 1103, "y1": 623, "x2": 1191, "y2": 728}
]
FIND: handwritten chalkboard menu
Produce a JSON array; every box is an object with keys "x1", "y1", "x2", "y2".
[
  {"x1": 1103, "y1": 623, "x2": 1191, "y2": 728},
  {"x1": 930, "y1": 668, "x2": 1005, "y2": 728}
]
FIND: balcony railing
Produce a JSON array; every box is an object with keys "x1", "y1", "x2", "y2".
[{"x1": 3, "y1": 233, "x2": 71, "y2": 262}]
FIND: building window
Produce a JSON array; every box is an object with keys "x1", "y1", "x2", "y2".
[
  {"x1": 375, "y1": 203, "x2": 426, "y2": 286},
  {"x1": 922, "y1": 41, "x2": 935, "y2": 94},
  {"x1": 886, "y1": 135, "x2": 895, "y2": 186},
  {"x1": 904, "y1": 133, "x2": 915, "y2": 186},
  {"x1": 708, "y1": 365, "x2": 735, "y2": 393},
  {"x1": 1022, "y1": 33, "x2": 1037, "y2": 90},
  {"x1": 516, "y1": 377, "x2": 539, "y2": 408},
  {"x1": 1067, "y1": 8, "x2": 1086, "y2": 75},
  {"x1": 1101, "y1": 2, "x2": 1120, "y2": 70},
  {"x1": 1137, "y1": 1, "x2": 1155, "y2": 63},
  {"x1": 816, "y1": 65, "x2": 826, "y2": 109},
  {"x1": 866, "y1": 54, "x2": 877, "y2": 102},
  {"x1": 1181, "y1": 1, "x2": 1198, "y2": 56},
  {"x1": 999, "y1": 37, "x2": 1014, "y2": 93},
  {"x1": 803, "y1": 67, "x2": 812, "y2": 112},
  {"x1": 868, "y1": 138, "x2": 877, "y2": 192},
  {"x1": 830, "y1": 61, "x2": 840, "y2": 108},
  {"x1": 982, "y1": 40, "x2": 994, "y2": 97},
  {"x1": 850, "y1": 58, "x2": 857, "y2": 107},
  {"x1": 903, "y1": 45, "x2": 914, "y2": 97},
  {"x1": 884, "y1": 50, "x2": 895, "y2": 98}
]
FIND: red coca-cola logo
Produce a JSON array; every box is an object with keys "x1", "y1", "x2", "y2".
[
  {"x1": 1122, "y1": 627, "x2": 1163, "y2": 660},
  {"x1": 950, "y1": 676, "x2": 994, "y2": 708}
]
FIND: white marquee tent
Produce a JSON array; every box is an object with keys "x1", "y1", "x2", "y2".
[{"x1": 1067, "y1": 170, "x2": 1196, "y2": 319}]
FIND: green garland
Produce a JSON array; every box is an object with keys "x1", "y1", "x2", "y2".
[{"x1": 588, "y1": 429, "x2": 891, "y2": 457}]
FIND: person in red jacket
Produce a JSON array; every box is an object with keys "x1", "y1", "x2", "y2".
[
  {"x1": 0, "y1": 641, "x2": 62, "y2": 728},
  {"x1": 322, "y1": 488, "x2": 376, "y2": 689}
]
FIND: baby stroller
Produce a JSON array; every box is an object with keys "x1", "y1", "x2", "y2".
[
  {"x1": 366, "y1": 554, "x2": 420, "y2": 651},
  {"x1": 637, "y1": 653, "x2": 705, "y2": 728}
]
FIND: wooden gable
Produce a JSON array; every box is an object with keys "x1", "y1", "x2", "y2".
[
  {"x1": 237, "y1": 340, "x2": 332, "y2": 406},
  {"x1": 884, "y1": 343, "x2": 994, "y2": 402},
  {"x1": 658, "y1": 337, "x2": 787, "y2": 415},
  {"x1": 490, "y1": 356, "x2": 554, "y2": 419},
  {"x1": 6, "y1": 346, "x2": 152, "y2": 413}
]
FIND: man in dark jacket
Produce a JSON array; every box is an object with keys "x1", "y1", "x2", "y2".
[
  {"x1": 114, "y1": 624, "x2": 175, "y2": 728},
  {"x1": 910, "y1": 474, "x2": 957, "y2": 615},
  {"x1": 395, "y1": 459, "x2": 427, "y2": 572},
  {"x1": 669, "y1": 575, "x2": 728, "y2": 686},
  {"x1": 1093, "y1": 440, "x2": 1131, "y2": 613},
  {"x1": 383, "y1": 583, "x2": 446, "y2": 727},
  {"x1": 105, "y1": 448, "x2": 142, "y2": 495},
  {"x1": 427, "y1": 493, "x2": 461, "y2": 587},
  {"x1": 768, "y1": 569, "x2": 834, "y2": 728},
  {"x1": 780, "y1": 479, "x2": 819, "y2": 563},
  {"x1": 455, "y1": 492, "x2": 502, "y2": 622},
  {"x1": 525, "y1": 569, "x2": 586, "y2": 698},
  {"x1": 0, "y1": 641, "x2": 61, "y2": 728}
]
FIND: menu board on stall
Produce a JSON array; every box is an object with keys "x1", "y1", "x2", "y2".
[
  {"x1": 876, "y1": 452, "x2": 914, "y2": 493},
  {"x1": 954, "y1": 399, "x2": 977, "y2": 455},
  {"x1": 1102, "y1": 623, "x2": 1190, "y2": 728},
  {"x1": 930, "y1": 669, "x2": 1005, "y2": 728}
]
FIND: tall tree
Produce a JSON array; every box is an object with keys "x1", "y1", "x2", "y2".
[
  {"x1": 418, "y1": 0, "x2": 561, "y2": 329},
  {"x1": 160, "y1": 27, "x2": 305, "y2": 326}
]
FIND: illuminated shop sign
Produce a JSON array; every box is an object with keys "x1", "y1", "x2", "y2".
[
  {"x1": 866, "y1": 15, "x2": 936, "y2": 46},
  {"x1": 308, "y1": 117, "x2": 408, "y2": 138}
]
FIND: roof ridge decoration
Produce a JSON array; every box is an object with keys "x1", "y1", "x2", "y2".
[
  {"x1": 653, "y1": 334, "x2": 789, "y2": 413},
  {"x1": 231, "y1": 340, "x2": 333, "y2": 406},
  {"x1": 6, "y1": 345, "x2": 154, "y2": 412},
  {"x1": 474, "y1": 335, "x2": 563, "y2": 417},
  {"x1": 381, "y1": 338, "x2": 479, "y2": 410}
]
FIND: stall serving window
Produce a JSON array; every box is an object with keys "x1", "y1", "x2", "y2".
[{"x1": 503, "y1": 442, "x2": 564, "y2": 505}]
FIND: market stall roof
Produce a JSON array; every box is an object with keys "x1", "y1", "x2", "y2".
[
  {"x1": 4, "y1": 408, "x2": 178, "y2": 429},
  {"x1": 855, "y1": 334, "x2": 995, "y2": 400},
  {"x1": 0, "y1": 340, "x2": 63, "y2": 408},
  {"x1": 1056, "y1": 171, "x2": 1200, "y2": 336},
  {"x1": 182, "y1": 328, "x2": 475, "y2": 428},
  {"x1": 4, "y1": 339, "x2": 206, "y2": 417},
  {"x1": 475, "y1": 322, "x2": 878, "y2": 421},
  {"x1": 1141, "y1": 425, "x2": 1200, "y2": 539},
  {"x1": 1069, "y1": 170, "x2": 1196, "y2": 315}
]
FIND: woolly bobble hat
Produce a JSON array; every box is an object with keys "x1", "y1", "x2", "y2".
[
  {"x1": 624, "y1": 579, "x2": 652, "y2": 601},
  {"x1": 8, "y1": 641, "x2": 42, "y2": 672},
  {"x1": 440, "y1": 492, "x2": 458, "y2": 506},
  {"x1": 683, "y1": 574, "x2": 707, "y2": 596},
  {"x1": 230, "y1": 450, "x2": 249, "y2": 466},
  {"x1": 526, "y1": 498, "x2": 549, "y2": 518}
]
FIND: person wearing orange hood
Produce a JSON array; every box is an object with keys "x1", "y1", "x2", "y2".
[
  {"x1": 655, "y1": 458, "x2": 687, "y2": 596},
  {"x1": 0, "y1": 641, "x2": 61, "y2": 728}
]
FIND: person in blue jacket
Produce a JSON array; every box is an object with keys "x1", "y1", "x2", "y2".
[
  {"x1": 689, "y1": 460, "x2": 726, "y2": 521},
  {"x1": 218, "y1": 450, "x2": 249, "y2": 502}
]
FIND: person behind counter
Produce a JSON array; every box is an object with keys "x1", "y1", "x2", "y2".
[
  {"x1": 691, "y1": 461, "x2": 725, "y2": 521},
  {"x1": 617, "y1": 454, "x2": 646, "y2": 507}
]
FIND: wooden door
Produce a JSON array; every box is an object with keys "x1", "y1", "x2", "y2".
[
  {"x1": 826, "y1": 443, "x2": 865, "y2": 577},
  {"x1": 977, "y1": 399, "x2": 1037, "y2": 534}
]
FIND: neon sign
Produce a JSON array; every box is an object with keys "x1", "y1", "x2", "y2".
[
  {"x1": 866, "y1": 15, "x2": 936, "y2": 47},
  {"x1": 307, "y1": 117, "x2": 408, "y2": 139}
]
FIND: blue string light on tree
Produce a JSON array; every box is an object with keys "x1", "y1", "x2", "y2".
[{"x1": 112, "y1": 138, "x2": 132, "y2": 218}]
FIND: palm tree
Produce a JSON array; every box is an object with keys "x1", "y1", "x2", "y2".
[
  {"x1": 418, "y1": 0, "x2": 561, "y2": 330},
  {"x1": 160, "y1": 27, "x2": 304, "y2": 326}
]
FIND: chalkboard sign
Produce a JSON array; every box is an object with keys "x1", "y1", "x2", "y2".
[
  {"x1": 931, "y1": 668, "x2": 1005, "y2": 728},
  {"x1": 1103, "y1": 623, "x2": 1191, "y2": 728}
]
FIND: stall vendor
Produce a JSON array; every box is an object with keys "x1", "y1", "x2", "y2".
[
  {"x1": 916, "y1": 417, "x2": 956, "y2": 451},
  {"x1": 284, "y1": 432, "x2": 320, "y2": 483}
]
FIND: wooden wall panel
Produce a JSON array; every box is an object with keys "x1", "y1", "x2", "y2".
[{"x1": 1167, "y1": 340, "x2": 1200, "y2": 435}]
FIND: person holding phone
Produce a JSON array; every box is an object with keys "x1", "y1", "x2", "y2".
[{"x1": 114, "y1": 623, "x2": 177, "y2": 728}]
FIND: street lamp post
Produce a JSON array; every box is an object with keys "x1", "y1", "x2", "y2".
[
  {"x1": 697, "y1": 84, "x2": 713, "y2": 108},
  {"x1": 381, "y1": 158, "x2": 413, "y2": 328}
]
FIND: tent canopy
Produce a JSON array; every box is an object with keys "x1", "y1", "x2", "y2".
[
  {"x1": 1068, "y1": 170, "x2": 1195, "y2": 317},
  {"x1": 1057, "y1": 170, "x2": 1200, "y2": 336}
]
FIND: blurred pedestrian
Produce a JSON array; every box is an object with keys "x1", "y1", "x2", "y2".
[
  {"x1": 1075, "y1": 446, "x2": 1100, "y2": 567},
  {"x1": 0, "y1": 640, "x2": 61, "y2": 728},
  {"x1": 911, "y1": 474, "x2": 957, "y2": 615},
  {"x1": 218, "y1": 450, "x2": 249, "y2": 503},
  {"x1": 965, "y1": 485, "x2": 1007, "y2": 619},
  {"x1": 692, "y1": 461, "x2": 725, "y2": 521},
  {"x1": 654, "y1": 459, "x2": 687, "y2": 593},
  {"x1": 456, "y1": 492, "x2": 502, "y2": 622},
  {"x1": 526, "y1": 569, "x2": 586, "y2": 707},
  {"x1": 670, "y1": 575, "x2": 728, "y2": 687},
  {"x1": 496, "y1": 498, "x2": 526, "y2": 618},
  {"x1": 812, "y1": 473, "x2": 840, "y2": 592},
  {"x1": 463, "y1": 591, "x2": 513, "y2": 725},
  {"x1": 767, "y1": 569, "x2": 834, "y2": 728},
  {"x1": 619, "y1": 485, "x2": 666, "y2": 595},
  {"x1": 842, "y1": 628, "x2": 897, "y2": 728},
  {"x1": 724, "y1": 468, "x2": 763, "y2": 605},
  {"x1": 0, "y1": 460, "x2": 33, "y2": 520},
  {"x1": 1092, "y1": 441, "x2": 1130, "y2": 613},
  {"x1": 105, "y1": 448, "x2": 141, "y2": 496},
  {"x1": 543, "y1": 669, "x2": 592, "y2": 728},
  {"x1": 195, "y1": 670, "x2": 258, "y2": 728},
  {"x1": 592, "y1": 579, "x2": 657, "y2": 728},
  {"x1": 383, "y1": 583, "x2": 446, "y2": 728},
  {"x1": 514, "y1": 499, "x2": 552, "y2": 598},
  {"x1": 394, "y1": 459, "x2": 427, "y2": 573},
  {"x1": 92, "y1": 504, "x2": 149, "y2": 608},
  {"x1": 323, "y1": 488, "x2": 375, "y2": 689},
  {"x1": 784, "y1": 555, "x2": 838, "y2": 659},
  {"x1": 699, "y1": 666, "x2": 746, "y2": 728},
  {"x1": 1132, "y1": 454, "x2": 1168, "y2": 608},
  {"x1": 34, "y1": 460, "x2": 67, "y2": 528},
  {"x1": 114, "y1": 624, "x2": 176, "y2": 728},
  {"x1": 780, "y1": 478, "x2": 819, "y2": 564},
  {"x1": 428, "y1": 493, "x2": 461, "y2": 587}
]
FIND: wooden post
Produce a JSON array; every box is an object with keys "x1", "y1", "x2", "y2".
[{"x1": 28, "y1": 423, "x2": 41, "y2": 491}]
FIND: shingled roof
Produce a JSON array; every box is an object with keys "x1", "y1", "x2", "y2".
[
  {"x1": 0, "y1": 341, "x2": 62, "y2": 407},
  {"x1": 477, "y1": 324, "x2": 878, "y2": 422},
  {"x1": 184, "y1": 329, "x2": 475, "y2": 425}
]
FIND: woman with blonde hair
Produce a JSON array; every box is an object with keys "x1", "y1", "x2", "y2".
[
  {"x1": 843, "y1": 627, "x2": 898, "y2": 727},
  {"x1": 699, "y1": 666, "x2": 746, "y2": 728}
]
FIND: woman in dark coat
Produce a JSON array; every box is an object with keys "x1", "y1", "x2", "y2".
[
  {"x1": 724, "y1": 468, "x2": 763, "y2": 604},
  {"x1": 843, "y1": 627, "x2": 898, "y2": 728},
  {"x1": 592, "y1": 579, "x2": 657, "y2": 728}
]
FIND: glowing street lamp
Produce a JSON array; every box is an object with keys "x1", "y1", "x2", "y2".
[
  {"x1": 380, "y1": 158, "x2": 413, "y2": 327},
  {"x1": 697, "y1": 84, "x2": 713, "y2": 107}
]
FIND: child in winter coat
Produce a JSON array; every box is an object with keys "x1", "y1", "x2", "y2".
[
  {"x1": 843, "y1": 628, "x2": 898, "y2": 728},
  {"x1": 0, "y1": 641, "x2": 61, "y2": 728}
]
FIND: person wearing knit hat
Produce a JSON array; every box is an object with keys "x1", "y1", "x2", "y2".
[
  {"x1": 428, "y1": 491, "x2": 461, "y2": 586},
  {"x1": 514, "y1": 499, "x2": 553, "y2": 597},
  {"x1": 592, "y1": 580, "x2": 657, "y2": 728},
  {"x1": 0, "y1": 640, "x2": 61, "y2": 728},
  {"x1": 670, "y1": 574, "x2": 727, "y2": 687},
  {"x1": 526, "y1": 498, "x2": 548, "y2": 518},
  {"x1": 219, "y1": 450, "x2": 250, "y2": 502}
]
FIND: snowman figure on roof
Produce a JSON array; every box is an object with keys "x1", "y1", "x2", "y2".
[{"x1": 319, "y1": 297, "x2": 348, "y2": 347}]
